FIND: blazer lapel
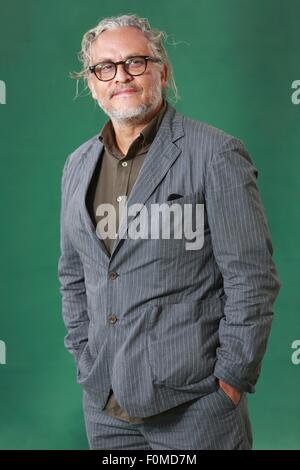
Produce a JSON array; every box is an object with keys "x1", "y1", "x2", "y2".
[
  {"x1": 111, "y1": 104, "x2": 184, "y2": 257},
  {"x1": 79, "y1": 138, "x2": 112, "y2": 262}
]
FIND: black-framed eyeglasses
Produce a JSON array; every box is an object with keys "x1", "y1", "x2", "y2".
[{"x1": 89, "y1": 55, "x2": 162, "y2": 82}]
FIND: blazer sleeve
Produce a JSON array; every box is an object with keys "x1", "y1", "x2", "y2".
[
  {"x1": 58, "y1": 155, "x2": 89, "y2": 365},
  {"x1": 205, "y1": 137, "x2": 281, "y2": 393}
]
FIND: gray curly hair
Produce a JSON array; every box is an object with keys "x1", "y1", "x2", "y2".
[{"x1": 70, "y1": 13, "x2": 180, "y2": 103}]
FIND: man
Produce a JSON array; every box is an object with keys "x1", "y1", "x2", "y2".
[{"x1": 58, "y1": 14, "x2": 281, "y2": 450}]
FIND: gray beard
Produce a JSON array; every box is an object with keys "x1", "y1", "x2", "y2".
[
  {"x1": 103, "y1": 102, "x2": 154, "y2": 124},
  {"x1": 97, "y1": 86, "x2": 163, "y2": 125}
]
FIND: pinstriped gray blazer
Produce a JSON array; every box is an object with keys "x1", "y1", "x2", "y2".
[{"x1": 58, "y1": 101, "x2": 281, "y2": 418}]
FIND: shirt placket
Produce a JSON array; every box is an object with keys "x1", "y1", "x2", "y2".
[{"x1": 114, "y1": 157, "x2": 133, "y2": 236}]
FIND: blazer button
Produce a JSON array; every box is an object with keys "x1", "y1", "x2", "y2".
[
  {"x1": 108, "y1": 314, "x2": 118, "y2": 325},
  {"x1": 108, "y1": 271, "x2": 118, "y2": 280}
]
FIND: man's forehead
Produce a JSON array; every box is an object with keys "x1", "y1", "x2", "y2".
[{"x1": 91, "y1": 28, "x2": 151, "y2": 61}]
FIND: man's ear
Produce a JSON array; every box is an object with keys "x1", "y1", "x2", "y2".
[
  {"x1": 161, "y1": 63, "x2": 168, "y2": 89},
  {"x1": 87, "y1": 77, "x2": 97, "y2": 100}
]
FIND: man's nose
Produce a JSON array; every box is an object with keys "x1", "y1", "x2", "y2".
[{"x1": 114, "y1": 63, "x2": 133, "y2": 82}]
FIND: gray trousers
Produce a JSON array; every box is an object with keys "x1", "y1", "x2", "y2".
[{"x1": 82, "y1": 388, "x2": 253, "y2": 450}]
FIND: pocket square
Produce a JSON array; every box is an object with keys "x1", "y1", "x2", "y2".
[{"x1": 166, "y1": 193, "x2": 184, "y2": 201}]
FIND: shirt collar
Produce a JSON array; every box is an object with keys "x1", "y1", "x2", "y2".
[{"x1": 98, "y1": 99, "x2": 168, "y2": 158}]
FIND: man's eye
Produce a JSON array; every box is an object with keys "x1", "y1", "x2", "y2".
[
  {"x1": 127, "y1": 58, "x2": 144, "y2": 65},
  {"x1": 99, "y1": 63, "x2": 114, "y2": 71}
]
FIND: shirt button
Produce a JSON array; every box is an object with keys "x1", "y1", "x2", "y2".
[
  {"x1": 121, "y1": 161, "x2": 128, "y2": 167},
  {"x1": 108, "y1": 271, "x2": 118, "y2": 280},
  {"x1": 116, "y1": 195, "x2": 123, "y2": 202},
  {"x1": 107, "y1": 314, "x2": 118, "y2": 325}
]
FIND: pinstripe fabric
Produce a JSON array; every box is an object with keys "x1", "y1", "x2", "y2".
[
  {"x1": 83, "y1": 388, "x2": 252, "y2": 450},
  {"x1": 58, "y1": 101, "x2": 281, "y2": 438}
]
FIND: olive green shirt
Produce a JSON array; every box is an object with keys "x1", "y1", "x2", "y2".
[{"x1": 86, "y1": 99, "x2": 168, "y2": 423}]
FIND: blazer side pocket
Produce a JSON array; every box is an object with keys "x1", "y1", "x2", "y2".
[{"x1": 146, "y1": 297, "x2": 224, "y2": 389}]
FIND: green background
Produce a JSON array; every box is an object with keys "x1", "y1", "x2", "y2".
[{"x1": 0, "y1": 0, "x2": 299, "y2": 449}]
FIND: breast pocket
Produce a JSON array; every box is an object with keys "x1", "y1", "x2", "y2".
[
  {"x1": 146, "y1": 297, "x2": 223, "y2": 389},
  {"x1": 151, "y1": 192, "x2": 205, "y2": 254}
]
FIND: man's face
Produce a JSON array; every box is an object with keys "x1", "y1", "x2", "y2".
[{"x1": 87, "y1": 27, "x2": 168, "y2": 123}]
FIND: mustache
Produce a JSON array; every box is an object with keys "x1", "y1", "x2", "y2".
[{"x1": 110, "y1": 87, "x2": 140, "y2": 98}]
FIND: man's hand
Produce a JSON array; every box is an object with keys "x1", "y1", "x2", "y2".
[{"x1": 218, "y1": 379, "x2": 241, "y2": 406}]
